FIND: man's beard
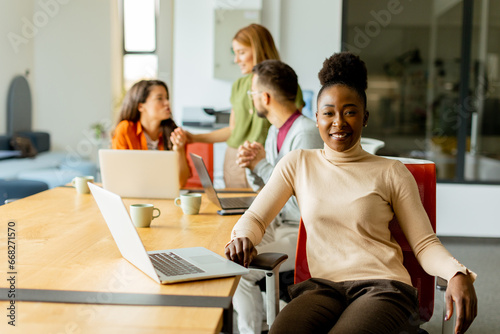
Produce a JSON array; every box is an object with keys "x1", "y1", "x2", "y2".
[{"x1": 256, "y1": 108, "x2": 268, "y2": 119}]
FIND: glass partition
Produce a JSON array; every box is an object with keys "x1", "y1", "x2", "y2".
[
  {"x1": 343, "y1": 0, "x2": 500, "y2": 183},
  {"x1": 466, "y1": 0, "x2": 500, "y2": 182}
]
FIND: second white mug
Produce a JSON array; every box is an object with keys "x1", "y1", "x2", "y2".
[
  {"x1": 174, "y1": 194, "x2": 202, "y2": 215},
  {"x1": 72, "y1": 176, "x2": 94, "y2": 194},
  {"x1": 130, "y1": 204, "x2": 161, "y2": 227}
]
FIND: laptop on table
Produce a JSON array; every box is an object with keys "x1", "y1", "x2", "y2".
[
  {"x1": 99, "y1": 149, "x2": 179, "y2": 199},
  {"x1": 89, "y1": 183, "x2": 249, "y2": 284},
  {"x1": 189, "y1": 153, "x2": 256, "y2": 210}
]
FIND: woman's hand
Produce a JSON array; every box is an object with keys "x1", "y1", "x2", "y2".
[
  {"x1": 170, "y1": 128, "x2": 188, "y2": 150},
  {"x1": 445, "y1": 272, "x2": 477, "y2": 333},
  {"x1": 224, "y1": 237, "x2": 257, "y2": 268}
]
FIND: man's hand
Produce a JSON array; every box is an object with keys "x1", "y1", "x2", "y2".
[
  {"x1": 236, "y1": 141, "x2": 265, "y2": 170},
  {"x1": 224, "y1": 237, "x2": 257, "y2": 268},
  {"x1": 236, "y1": 141, "x2": 255, "y2": 168},
  {"x1": 445, "y1": 272, "x2": 477, "y2": 333}
]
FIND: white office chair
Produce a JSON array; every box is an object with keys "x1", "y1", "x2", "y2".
[{"x1": 360, "y1": 137, "x2": 385, "y2": 154}]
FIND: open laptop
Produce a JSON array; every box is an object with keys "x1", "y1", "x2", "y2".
[
  {"x1": 99, "y1": 149, "x2": 179, "y2": 199},
  {"x1": 190, "y1": 153, "x2": 256, "y2": 210},
  {"x1": 88, "y1": 183, "x2": 249, "y2": 284}
]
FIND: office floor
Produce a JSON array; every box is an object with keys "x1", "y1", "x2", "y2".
[{"x1": 420, "y1": 237, "x2": 500, "y2": 334}]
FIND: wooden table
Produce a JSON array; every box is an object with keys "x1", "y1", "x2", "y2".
[{"x1": 0, "y1": 186, "x2": 249, "y2": 333}]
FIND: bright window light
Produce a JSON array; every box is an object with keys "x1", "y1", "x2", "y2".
[
  {"x1": 123, "y1": 54, "x2": 158, "y2": 90},
  {"x1": 123, "y1": 0, "x2": 156, "y2": 52}
]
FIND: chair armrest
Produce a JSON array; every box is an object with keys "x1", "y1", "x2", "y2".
[
  {"x1": 436, "y1": 277, "x2": 448, "y2": 291},
  {"x1": 249, "y1": 253, "x2": 288, "y2": 271},
  {"x1": 249, "y1": 252, "x2": 289, "y2": 327},
  {"x1": 436, "y1": 276, "x2": 454, "y2": 334}
]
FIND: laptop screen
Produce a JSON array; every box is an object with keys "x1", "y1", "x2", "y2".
[
  {"x1": 99, "y1": 149, "x2": 180, "y2": 199},
  {"x1": 189, "y1": 153, "x2": 222, "y2": 208}
]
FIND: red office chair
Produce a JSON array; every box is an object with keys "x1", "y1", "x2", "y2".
[
  {"x1": 251, "y1": 158, "x2": 452, "y2": 332},
  {"x1": 184, "y1": 143, "x2": 214, "y2": 189}
]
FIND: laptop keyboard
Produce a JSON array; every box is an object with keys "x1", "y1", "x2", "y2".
[
  {"x1": 220, "y1": 196, "x2": 255, "y2": 209},
  {"x1": 149, "y1": 252, "x2": 205, "y2": 277}
]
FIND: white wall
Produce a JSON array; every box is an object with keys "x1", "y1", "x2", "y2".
[
  {"x1": 171, "y1": 0, "x2": 343, "y2": 123},
  {"x1": 437, "y1": 183, "x2": 500, "y2": 237},
  {"x1": 172, "y1": 0, "x2": 233, "y2": 122},
  {"x1": 0, "y1": 2, "x2": 34, "y2": 133},
  {"x1": 32, "y1": 0, "x2": 118, "y2": 160},
  {"x1": 280, "y1": 0, "x2": 343, "y2": 102},
  {"x1": 157, "y1": 0, "x2": 174, "y2": 90}
]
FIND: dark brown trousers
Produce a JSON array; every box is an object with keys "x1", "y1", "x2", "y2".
[{"x1": 270, "y1": 278, "x2": 420, "y2": 334}]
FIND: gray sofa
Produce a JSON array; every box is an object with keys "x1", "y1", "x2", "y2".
[
  {"x1": 1, "y1": 75, "x2": 97, "y2": 203},
  {"x1": 0, "y1": 132, "x2": 97, "y2": 202}
]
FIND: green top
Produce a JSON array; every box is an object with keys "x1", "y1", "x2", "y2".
[{"x1": 226, "y1": 73, "x2": 305, "y2": 148}]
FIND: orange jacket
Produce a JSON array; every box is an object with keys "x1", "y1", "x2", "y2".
[{"x1": 112, "y1": 120, "x2": 166, "y2": 150}]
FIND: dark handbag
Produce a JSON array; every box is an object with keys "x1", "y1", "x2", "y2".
[{"x1": 10, "y1": 135, "x2": 38, "y2": 158}]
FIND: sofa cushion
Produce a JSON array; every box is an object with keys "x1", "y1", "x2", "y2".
[
  {"x1": 60, "y1": 160, "x2": 97, "y2": 177},
  {"x1": 10, "y1": 135, "x2": 38, "y2": 158},
  {"x1": 17, "y1": 131, "x2": 50, "y2": 153},
  {"x1": 0, "y1": 135, "x2": 11, "y2": 150},
  {"x1": 0, "y1": 151, "x2": 66, "y2": 179},
  {"x1": 17, "y1": 168, "x2": 83, "y2": 189}
]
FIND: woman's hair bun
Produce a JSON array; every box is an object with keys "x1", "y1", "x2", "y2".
[{"x1": 318, "y1": 52, "x2": 367, "y2": 91}]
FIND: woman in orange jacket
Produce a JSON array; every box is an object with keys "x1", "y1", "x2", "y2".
[{"x1": 112, "y1": 79, "x2": 190, "y2": 187}]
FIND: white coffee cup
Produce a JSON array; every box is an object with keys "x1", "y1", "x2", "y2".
[
  {"x1": 72, "y1": 176, "x2": 94, "y2": 194},
  {"x1": 130, "y1": 204, "x2": 161, "y2": 228},
  {"x1": 174, "y1": 193, "x2": 202, "y2": 215}
]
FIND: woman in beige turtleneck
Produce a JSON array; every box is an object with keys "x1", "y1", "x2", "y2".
[{"x1": 225, "y1": 52, "x2": 477, "y2": 334}]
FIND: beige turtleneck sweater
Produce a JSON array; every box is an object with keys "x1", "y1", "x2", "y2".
[{"x1": 230, "y1": 141, "x2": 475, "y2": 286}]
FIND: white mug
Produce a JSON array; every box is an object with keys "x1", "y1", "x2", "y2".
[
  {"x1": 72, "y1": 176, "x2": 94, "y2": 194},
  {"x1": 130, "y1": 204, "x2": 161, "y2": 228},
  {"x1": 174, "y1": 193, "x2": 202, "y2": 215}
]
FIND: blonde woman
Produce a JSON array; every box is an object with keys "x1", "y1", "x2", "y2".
[{"x1": 174, "y1": 24, "x2": 305, "y2": 188}]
